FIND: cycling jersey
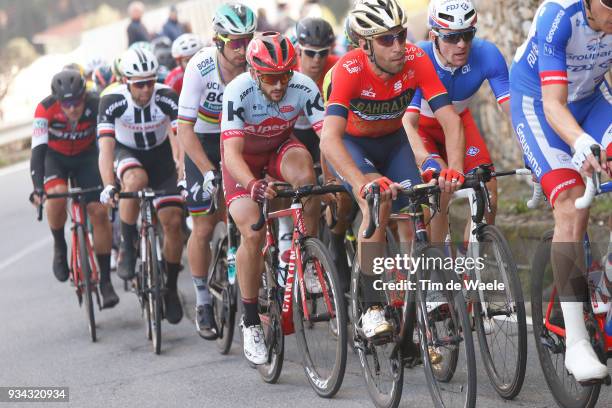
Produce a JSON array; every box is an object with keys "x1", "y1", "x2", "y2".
[
  {"x1": 30, "y1": 92, "x2": 99, "y2": 191},
  {"x1": 97, "y1": 83, "x2": 178, "y2": 150},
  {"x1": 294, "y1": 54, "x2": 339, "y2": 130},
  {"x1": 165, "y1": 66, "x2": 184, "y2": 96},
  {"x1": 220, "y1": 71, "x2": 324, "y2": 154},
  {"x1": 178, "y1": 47, "x2": 226, "y2": 134},
  {"x1": 407, "y1": 39, "x2": 510, "y2": 120},
  {"x1": 326, "y1": 46, "x2": 450, "y2": 138},
  {"x1": 512, "y1": 0, "x2": 612, "y2": 102}
]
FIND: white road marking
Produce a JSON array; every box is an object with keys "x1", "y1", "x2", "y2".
[
  {"x1": 0, "y1": 160, "x2": 29, "y2": 178},
  {"x1": 0, "y1": 236, "x2": 51, "y2": 271}
]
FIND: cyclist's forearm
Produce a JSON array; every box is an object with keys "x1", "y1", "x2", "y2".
[
  {"x1": 436, "y1": 107, "x2": 465, "y2": 171},
  {"x1": 402, "y1": 113, "x2": 429, "y2": 167},
  {"x1": 30, "y1": 144, "x2": 47, "y2": 190},
  {"x1": 542, "y1": 99, "x2": 584, "y2": 146},
  {"x1": 320, "y1": 118, "x2": 363, "y2": 188},
  {"x1": 98, "y1": 137, "x2": 116, "y2": 187},
  {"x1": 177, "y1": 122, "x2": 214, "y2": 174}
]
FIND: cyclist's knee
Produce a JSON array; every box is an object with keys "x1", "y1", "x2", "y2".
[
  {"x1": 552, "y1": 188, "x2": 589, "y2": 239},
  {"x1": 239, "y1": 227, "x2": 264, "y2": 250},
  {"x1": 87, "y1": 203, "x2": 109, "y2": 224},
  {"x1": 121, "y1": 168, "x2": 148, "y2": 191},
  {"x1": 191, "y1": 216, "x2": 215, "y2": 242}
]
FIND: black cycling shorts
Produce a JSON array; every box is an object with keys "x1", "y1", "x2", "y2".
[
  {"x1": 294, "y1": 128, "x2": 320, "y2": 164},
  {"x1": 43, "y1": 146, "x2": 102, "y2": 203},
  {"x1": 184, "y1": 133, "x2": 221, "y2": 215}
]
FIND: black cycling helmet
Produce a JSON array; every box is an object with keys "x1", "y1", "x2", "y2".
[
  {"x1": 296, "y1": 17, "x2": 335, "y2": 48},
  {"x1": 155, "y1": 47, "x2": 176, "y2": 70},
  {"x1": 51, "y1": 69, "x2": 85, "y2": 101}
]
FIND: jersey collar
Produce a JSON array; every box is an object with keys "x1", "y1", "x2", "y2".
[{"x1": 432, "y1": 45, "x2": 459, "y2": 74}]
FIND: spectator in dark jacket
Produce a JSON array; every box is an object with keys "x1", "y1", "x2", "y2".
[
  {"x1": 161, "y1": 6, "x2": 184, "y2": 42},
  {"x1": 127, "y1": 1, "x2": 150, "y2": 46}
]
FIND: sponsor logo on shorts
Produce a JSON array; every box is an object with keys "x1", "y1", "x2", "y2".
[{"x1": 466, "y1": 146, "x2": 480, "y2": 156}]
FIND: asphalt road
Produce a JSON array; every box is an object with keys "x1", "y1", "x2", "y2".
[{"x1": 0, "y1": 161, "x2": 610, "y2": 408}]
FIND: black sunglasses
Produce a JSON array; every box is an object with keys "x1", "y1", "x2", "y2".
[
  {"x1": 434, "y1": 27, "x2": 477, "y2": 44},
  {"x1": 302, "y1": 48, "x2": 330, "y2": 58},
  {"x1": 373, "y1": 29, "x2": 408, "y2": 47},
  {"x1": 129, "y1": 79, "x2": 156, "y2": 89}
]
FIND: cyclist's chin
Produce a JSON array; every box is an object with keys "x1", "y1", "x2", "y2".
[{"x1": 266, "y1": 90, "x2": 285, "y2": 102}]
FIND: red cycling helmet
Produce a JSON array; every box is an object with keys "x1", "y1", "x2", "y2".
[{"x1": 246, "y1": 32, "x2": 297, "y2": 73}]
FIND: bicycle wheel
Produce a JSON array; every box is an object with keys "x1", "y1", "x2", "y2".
[
  {"x1": 351, "y1": 261, "x2": 403, "y2": 408},
  {"x1": 415, "y1": 246, "x2": 476, "y2": 408},
  {"x1": 139, "y1": 239, "x2": 152, "y2": 341},
  {"x1": 257, "y1": 245, "x2": 284, "y2": 383},
  {"x1": 147, "y1": 227, "x2": 162, "y2": 355},
  {"x1": 210, "y1": 224, "x2": 236, "y2": 354},
  {"x1": 470, "y1": 225, "x2": 527, "y2": 399},
  {"x1": 531, "y1": 231, "x2": 601, "y2": 408},
  {"x1": 78, "y1": 225, "x2": 96, "y2": 342},
  {"x1": 293, "y1": 238, "x2": 347, "y2": 398}
]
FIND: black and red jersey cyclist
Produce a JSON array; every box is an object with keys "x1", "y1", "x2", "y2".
[
  {"x1": 29, "y1": 69, "x2": 119, "y2": 308},
  {"x1": 321, "y1": 0, "x2": 466, "y2": 340}
]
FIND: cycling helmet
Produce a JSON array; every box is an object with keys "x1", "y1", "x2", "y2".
[
  {"x1": 156, "y1": 65, "x2": 170, "y2": 84},
  {"x1": 93, "y1": 65, "x2": 114, "y2": 92},
  {"x1": 171, "y1": 33, "x2": 204, "y2": 59},
  {"x1": 112, "y1": 56, "x2": 123, "y2": 80},
  {"x1": 246, "y1": 32, "x2": 297, "y2": 73},
  {"x1": 155, "y1": 47, "x2": 176, "y2": 70},
  {"x1": 350, "y1": 0, "x2": 407, "y2": 38},
  {"x1": 428, "y1": 0, "x2": 477, "y2": 30},
  {"x1": 51, "y1": 69, "x2": 86, "y2": 101},
  {"x1": 343, "y1": 16, "x2": 361, "y2": 48},
  {"x1": 151, "y1": 36, "x2": 172, "y2": 52},
  {"x1": 84, "y1": 55, "x2": 107, "y2": 76},
  {"x1": 129, "y1": 41, "x2": 153, "y2": 52},
  {"x1": 296, "y1": 17, "x2": 335, "y2": 48},
  {"x1": 213, "y1": 3, "x2": 257, "y2": 35},
  {"x1": 62, "y1": 63, "x2": 86, "y2": 78},
  {"x1": 120, "y1": 47, "x2": 159, "y2": 79}
]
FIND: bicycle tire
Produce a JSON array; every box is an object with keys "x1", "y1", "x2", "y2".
[
  {"x1": 258, "y1": 245, "x2": 284, "y2": 383},
  {"x1": 415, "y1": 246, "x2": 476, "y2": 408},
  {"x1": 351, "y1": 261, "x2": 404, "y2": 408},
  {"x1": 531, "y1": 231, "x2": 600, "y2": 408},
  {"x1": 470, "y1": 225, "x2": 527, "y2": 399},
  {"x1": 78, "y1": 225, "x2": 96, "y2": 343},
  {"x1": 293, "y1": 238, "x2": 347, "y2": 398},
  {"x1": 148, "y1": 227, "x2": 162, "y2": 355},
  {"x1": 210, "y1": 224, "x2": 236, "y2": 355},
  {"x1": 140, "y1": 238, "x2": 152, "y2": 341}
]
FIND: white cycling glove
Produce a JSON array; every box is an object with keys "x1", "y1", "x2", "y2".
[
  {"x1": 177, "y1": 178, "x2": 188, "y2": 199},
  {"x1": 100, "y1": 185, "x2": 118, "y2": 205},
  {"x1": 572, "y1": 133, "x2": 602, "y2": 171},
  {"x1": 201, "y1": 170, "x2": 218, "y2": 202}
]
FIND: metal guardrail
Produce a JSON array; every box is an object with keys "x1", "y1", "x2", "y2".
[{"x1": 0, "y1": 120, "x2": 31, "y2": 148}]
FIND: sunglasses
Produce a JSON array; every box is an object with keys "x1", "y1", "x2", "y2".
[
  {"x1": 217, "y1": 35, "x2": 252, "y2": 50},
  {"x1": 601, "y1": 0, "x2": 612, "y2": 10},
  {"x1": 60, "y1": 97, "x2": 84, "y2": 109},
  {"x1": 128, "y1": 79, "x2": 156, "y2": 89},
  {"x1": 373, "y1": 28, "x2": 408, "y2": 47},
  {"x1": 302, "y1": 47, "x2": 330, "y2": 58},
  {"x1": 257, "y1": 71, "x2": 293, "y2": 85},
  {"x1": 434, "y1": 27, "x2": 477, "y2": 44}
]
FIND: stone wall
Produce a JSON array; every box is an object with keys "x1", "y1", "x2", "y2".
[{"x1": 471, "y1": 0, "x2": 540, "y2": 169}]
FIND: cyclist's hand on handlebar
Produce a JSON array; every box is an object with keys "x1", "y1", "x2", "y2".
[
  {"x1": 420, "y1": 154, "x2": 443, "y2": 183},
  {"x1": 29, "y1": 189, "x2": 44, "y2": 207},
  {"x1": 359, "y1": 176, "x2": 401, "y2": 201},
  {"x1": 100, "y1": 184, "x2": 118, "y2": 207},
  {"x1": 247, "y1": 178, "x2": 275, "y2": 203},
  {"x1": 438, "y1": 168, "x2": 464, "y2": 193},
  {"x1": 177, "y1": 178, "x2": 188, "y2": 199},
  {"x1": 572, "y1": 135, "x2": 608, "y2": 177},
  {"x1": 201, "y1": 170, "x2": 219, "y2": 201}
]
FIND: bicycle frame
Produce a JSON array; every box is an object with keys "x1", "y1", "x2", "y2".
[
  {"x1": 69, "y1": 196, "x2": 99, "y2": 296},
  {"x1": 261, "y1": 200, "x2": 335, "y2": 335}
]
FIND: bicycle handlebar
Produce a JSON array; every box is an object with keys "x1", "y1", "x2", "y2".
[
  {"x1": 575, "y1": 145, "x2": 606, "y2": 209},
  {"x1": 34, "y1": 186, "x2": 103, "y2": 222},
  {"x1": 118, "y1": 190, "x2": 167, "y2": 199}
]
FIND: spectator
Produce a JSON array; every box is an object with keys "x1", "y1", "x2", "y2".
[
  {"x1": 127, "y1": 1, "x2": 150, "y2": 46},
  {"x1": 274, "y1": 1, "x2": 295, "y2": 34},
  {"x1": 256, "y1": 8, "x2": 274, "y2": 32},
  {"x1": 161, "y1": 5, "x2": 184, "y2": 42}
]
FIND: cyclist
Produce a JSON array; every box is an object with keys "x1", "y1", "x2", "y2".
[
  {"x1": 511, "y1": 0, "x2": 611, "y2": 382},
  {"x1": 320, "y1": 0, "x2": 465, "y2": 339},
  {"x1": 92, "y1": 64, "x2": 115, "y2": 95},
  {"x1": 97, "y1": 47, "x2": 185, "y2": 324},
  {"x1": 221, "y1": 32, "x2": 325, "y2": 364},
  {"x1": 177, "y1": 3, "x2": 256, "y2": 340},
  {"x1": 29, "y1": 69, "x2": 119, "y2": 308},
  {"x1": 166, "y1": 33, "x2": 204, "y2": 95},
  {"x1": 404, "y1": 0, "x2": 512, "y2": 243}
]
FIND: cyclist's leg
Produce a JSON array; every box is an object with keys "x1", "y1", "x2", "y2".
[
  {"x1": 512, "y1": 92, "x2": 607, "y2": 381},
  {"x1": 43, "y1": 150, "x2": 69, "y2": 281},
  {"x1": 580, "y1": 81, "x2": 612, "y2": 159}
]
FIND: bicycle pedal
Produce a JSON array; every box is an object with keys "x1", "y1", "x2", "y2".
[{"x1": 577, "y1": 374, "x2": 611, "y2": 387}]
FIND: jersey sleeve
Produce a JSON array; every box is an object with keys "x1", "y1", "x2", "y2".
[
  {"x1": 97, "y1": 93, "x2": 127, "y2": 139},
  {"x1": 220, "y1": 80, "x2": 246, "y2": 140},
  {"x1": 299, "y1": 75, "x2": 325, "y2": 132},
  {"x1": 178, "y1": 60, "x2": 203, "y2": 125},
  {"x1": 406, "y1": 88, "x2": 423, "y2": 113},
  {"x1": 32, "y1": 101, "x2": 50, "y2": 148},
  {"x1": 483, "y1": 41, "x2": 510, "y2": 104},
  {"x1": 414, "y1": 49, "x2": 451, "y2": 112},
  {"x1": 535, "y1": 3, "x2": 572, "y2": 86},
  {"x1": 156, "y1": 87, "x2": 179, "y2": 132},
  {"x1": 325, "y1": 57, "x2": 359, "y2": 118}
]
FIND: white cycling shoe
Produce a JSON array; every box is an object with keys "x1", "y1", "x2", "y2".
[
  {"x1": 240, "y1": 319, "x2": 268, "y2": 365},
  {"x1": 304, "y1": 264, "x2": 323, "y2": 294},
  {"x1": 361, "y1": 306, "x2": 393, "y2": 339},
  {"x1": 565, "y1": 339, "x2": 608, "y2": 383}
]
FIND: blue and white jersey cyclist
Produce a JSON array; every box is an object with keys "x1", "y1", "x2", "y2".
[{"x1": 511, "y1": 0, "x2": 612, "y2": 383}]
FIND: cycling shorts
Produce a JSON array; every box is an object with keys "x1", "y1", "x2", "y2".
[
  {"x1": 222, "y1": 136, "x2": 308, "y2": 208},
  {"x1": 114, "y1": 140, "x2": 183, "y2": 210},
  {"x1": 293, "y1": 128, "x2": 320, "y2": 164},
  {"x1": 185, "y1": 133, "x2": 221, "y2": 215},
  {"x1": 44, "y1": 146, "x2": 102, "y2": 204},
  {"x1": 510, "y1": 81, "x2": 612, "y2": 206},
  {"x1": 418, "y1": 110, "x2": 493, "y2": 173},
  {"x1": 328, "y1": 127, "x2": 421, "y2": 212}
]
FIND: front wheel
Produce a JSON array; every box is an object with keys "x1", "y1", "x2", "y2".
[
  {"x1": 78, "y1": 226, "x2": 96, "y2": 343},
  {"x1": 147, "y1": 227, "x2": 162, "y2": 355}
]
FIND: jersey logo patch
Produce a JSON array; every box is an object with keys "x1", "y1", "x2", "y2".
[
  {"x1": 280, "y1": 105, "x2": 294, "y2": 113},
  {"x1": 227, "y1": 101, "x2": 246, "y2": 122},
  {"x1": 342, "y1": 59, "x2": 360, "y2": 74},
  {"x1": 466, "y1": 146, "x2": 480, "y2": 156},
  {"x1": 361, "y1": 88, "x2": 376, "y2": 97}
]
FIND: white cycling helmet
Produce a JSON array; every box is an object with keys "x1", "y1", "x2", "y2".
[
  {"x1": 428, "y1": 0, "x2": 477, "y2": 31},
  {"x1": 349, "y1": 0, "x2": 407, "y2": 38},
  {"x1": 120, "y1": 47, "x2": 159, "y2": 79},
  {"x1": 171, "y1": 33, "x2": 204, "y2": 59},
  {"x1": 84, "y1": 55, "x2": 107, "y2": 76}
]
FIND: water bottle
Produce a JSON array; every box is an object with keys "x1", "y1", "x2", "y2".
[
  {"x1": 587, "y1": 260, "x2": 610, "y2": 316},
  {"x1": 227, "y1": 246, "x2": 237, "y2": 284},
  {"x1": 606, "y1": 305, "x2": 612, "y2": 336}
]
